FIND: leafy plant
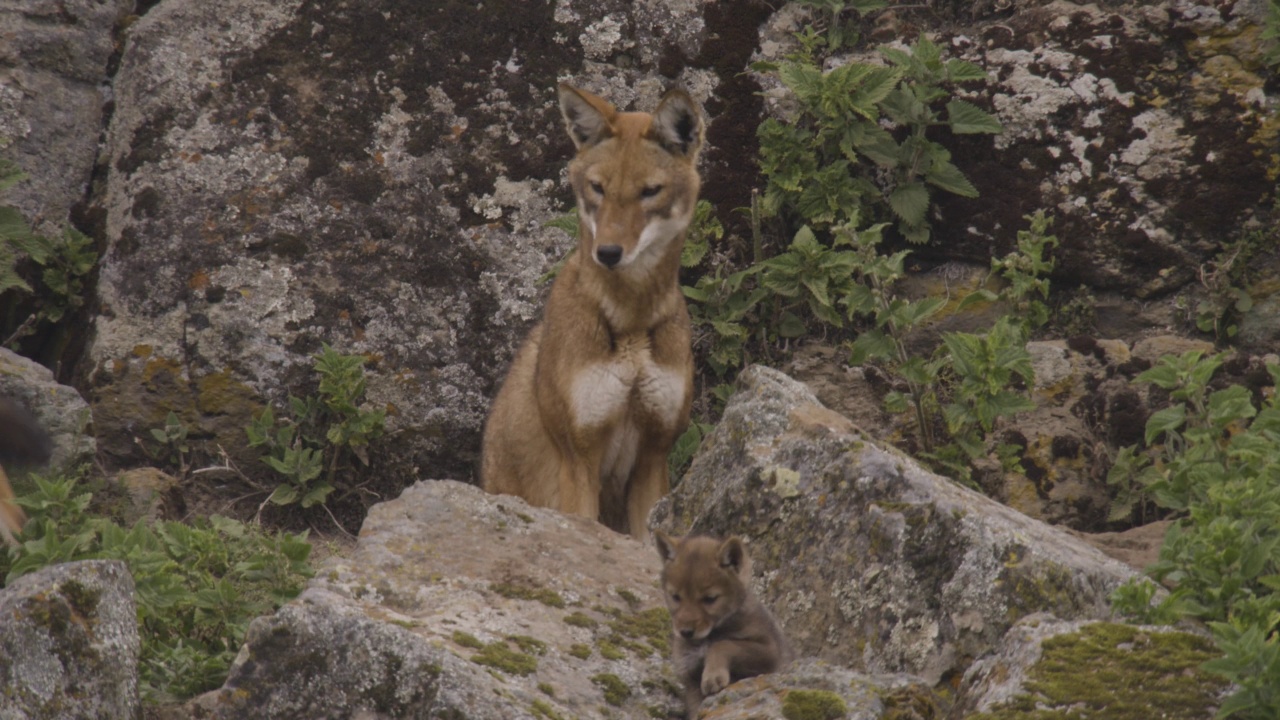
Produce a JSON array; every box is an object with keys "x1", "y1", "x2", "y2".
[
  {"x1": 1264, "y1": 0, "x2": 1280, "y2": 69},
  {"x1": 757, "y1": 35, "x2": 1001, "y2": 244},
  {"x1": 1107, "y1": 353, "x2": 1280, "y2": 717},
  {"x1": 147, "y1": 411, "x2": 192, "y2": 478},
  {"x1": 0, "y1": 156, "x2": 98, "y2": 346},
  {"x1": 962, "y1": 210, "x2": 1058, "y2": 333},
  {"x1": 2, "y1": 470, "x2": 312, "y2": 702},
  {"x1": 1192, "y1": 229, "x2": 1265, "y2": 342},
  {"x1": 246, "y1": 344, "x2": 386, "y2": 510},
  {"x1": 791, "y1": 0, "x2": 887, "y2": 53}
]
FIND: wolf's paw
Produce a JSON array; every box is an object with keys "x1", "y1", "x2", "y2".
[{"x1": 700, "y1": 667, "x2": 730, "y2": 696}]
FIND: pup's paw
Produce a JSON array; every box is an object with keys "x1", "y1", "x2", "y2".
[{"x1": 700, "y1": 667, "x2": 730, "y2": 696}]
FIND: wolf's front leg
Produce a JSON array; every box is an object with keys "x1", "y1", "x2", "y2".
[
  {"x1": 624, "y1": 449, "x2": 670, "y2": 541},
  {"x1": 556, "y1": 451, "x2": 601, "y2": 521},
  {"x1": 699, "y1": 645, "x2": 732, "y2": 697}
]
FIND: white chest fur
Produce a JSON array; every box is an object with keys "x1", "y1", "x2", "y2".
[{"x1": 569, "y1": 339, "x2": 687, "y2": 433}]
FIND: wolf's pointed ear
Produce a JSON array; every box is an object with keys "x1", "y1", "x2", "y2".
[
  {"x1": 652, "y1": 89, "x2": 704, "y2": 160},
  {"x1": 559, "y1": 83, "x2": 616, "y2": 149},
  {"x1": 654, "y1": 530, "x2": 680, "y2": 563},
  {"x1": 718, "y1": 536, "x2": 752, "y2": 578}
]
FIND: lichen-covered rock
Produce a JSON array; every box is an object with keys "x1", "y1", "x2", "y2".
[
  {"x1": 755, "y1": 0, "x2": 1277, "y2": 305},
  {"x1": 186, "y1": 479, "x2": 685, "y2": 719},
  {"x1": 0, "y1": 560, "x2": 140, "y2": 719},
  {"x1": 0, "y1": 0, "x2": 133, "y2": 237},
  {"x1": 955, "y1": 615, "x2": 1228, "y2": 718},
  {"x1": 652, "y1": 366, "x2": 1139, "y2": 685},
  {"x1": 0, "y1": 347, "x2": 95, "y2": 472},
  {"x1": 84, "y1": 0, "x2": 737, "y2": 491}
]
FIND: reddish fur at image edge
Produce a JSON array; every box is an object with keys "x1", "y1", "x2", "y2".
[{"x1": 0, "y1": 397, "x2": 52, "y2": 546}]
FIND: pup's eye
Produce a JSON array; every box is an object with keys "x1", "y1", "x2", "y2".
[
  {"x1": 670, "y1": 593, "x2": 682, "y2": 603},
  {"x1": 640, "y1": 184, "x2": 663, "y2": 198},
  {"x1": 589, "y1": 181, "x2": 605, "y2": 196},
  {"x1": 700, "y1": 595, "x2": 718, "y2": 606}
]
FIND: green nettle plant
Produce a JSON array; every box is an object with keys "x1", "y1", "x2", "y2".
[
  {"x1": 791, "y1": 0, "x2": 887, "y2": 53},
  {"x1": 3, "y1": 470, "x2": 312, "y2": 702},
  {"x1": 757, "y1": 35, "x2": 1002, "y2": 244},
  {"x1": 147, "y1": 411, "x2": 192, "y2": 478},
  {"x1": 0, "y1": 156, "x2": 98, "y2": 346},
  {"x1": 1108, "y1": 352, "x2": 1280, "y2": 718},
  {"x1": 246, "y1": 344, "x2": 386, "y2": 510}
]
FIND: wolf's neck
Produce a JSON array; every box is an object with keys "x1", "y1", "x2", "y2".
[{"x1": 577, "y1": 240, "x2": 684, "y2": 335}]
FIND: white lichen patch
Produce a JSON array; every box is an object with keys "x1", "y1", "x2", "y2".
[{"x1": 580, "y1": 13, "x2": 629, "y2": 60}]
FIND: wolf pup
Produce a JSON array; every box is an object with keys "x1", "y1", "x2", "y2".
[
  {"x1": 655, "y1": 531, "x2": 792, "y2": 719},
  {"x1": 0, "y1": 397, "x2": 52, "y2": 546},
  {"x1": 480, "y1": 84, "x2": 704, "y2": 538}
]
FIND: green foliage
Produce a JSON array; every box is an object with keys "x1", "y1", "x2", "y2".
[
  {"x1": 962, "y1": 210, "x2": 1058, "y2": 333},
  {"x1": 0, "y1": 156, "x2": 98, "y2": 345},
  {"x1": 146, "y1": 411, "x2": 192, "y2": 478},
  {"x1": 757, "y1": 35, "x2": 1001, "y2": 244},
  {"x1": 667, "y1": 419, "x2": 713, "y2": 483},
  {"x1": 1106, "y1": 353, "x2": 1280, "y2": 717},
  {"x1": 1191, "y1": 229, "x2": 1266, "y2": 342},
  {"x1": 246, "y1": 344, "x2": 385, "y2": 510},
  {"x1": 2, "y1": 470, "x2": 312, "y2": 702},
  {"x1": 791, "y1": 0, "x2": 887, "y2": 53},
  {"x1": 681, "y1": 199, "x2": 724, "y2": 269},
  {"x1": 1264, "y1": 0, "x2": 1280, "y2": 69}
]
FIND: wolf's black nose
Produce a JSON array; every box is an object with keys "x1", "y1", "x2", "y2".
[
  {"x1": 679, "y1": 628, "x2": 694, "y2": 640},
  {"x1": 596, "y1": 245, "x2": 623, "y2": 268}
]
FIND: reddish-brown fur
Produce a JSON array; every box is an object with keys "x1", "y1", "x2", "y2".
[{"x1": 480, "y1": 85, "x2": 704, "y2": 538}]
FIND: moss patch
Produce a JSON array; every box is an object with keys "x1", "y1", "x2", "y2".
[
  {"x1": 564, "y1": 611, "x2": 598, "y2": 629},
  {"x1": 470, "y1": 641, "x2": 538, "y2": 676},
  {"x1": 968, "y1": 622, "x2": 1229, "y2": 719},
  {"x1": 490, "y1": 581, "x2": 566, "y2": 608},
  {"x1": 591, "y1": 673, "x2": 632, "y2": 706},
  {"x1": 782, "y1": 689, "x2": 848, "y2": 720},
  {"x1": 507, "y1": 635, "x2": 548, "y2": 656},
  {"x1": 568, "y1": 643, "x2": 592, "y2": 660},
  {"x1": 530, "y1": 699, "x2": 565, "y2": 720},
  {"x1": 451, "y1": 630, "x2": 485, "y2": 650}
]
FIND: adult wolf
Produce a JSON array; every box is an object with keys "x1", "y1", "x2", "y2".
[{"x1": 481, "y1": 83, "x2": 704, "y2": 539}]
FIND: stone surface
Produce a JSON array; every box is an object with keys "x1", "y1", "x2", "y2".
[
  {"x1": 652, "y1": 366, "x2": 1139, "y2": 685},
  {"x1": 82, "y1": 0, "x2": 733, "y2": 495},
  {"x1": 0, "y1": 559, "x2": 140, "y2": 719},
  {"x1": 186, "y1": 479, "x2": 685, "y2": 719},
  {"x1": 955, "y1": 615, "x2": 1228, "y2": 718},
  {"x1": 0, "y1": 346, "x2": 95, "y2": 472},
  {"x1": 0, "y1": 0, "x2": 133, "y2": 237}
]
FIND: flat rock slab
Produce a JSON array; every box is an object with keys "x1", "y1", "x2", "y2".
[{"x1": 192, "y1": 480, "x2": 683, "y2": 719}]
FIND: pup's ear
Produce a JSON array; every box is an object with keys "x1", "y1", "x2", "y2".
[
  {"x1": 717, "y1": 536, "x2": 752, "y2": 579},
  {"x1": 654, "y1": 530, "x2": 680, "y2": 563},
  {"x1": 559, "y1": 83, "x2": 616, "y2": 149},
  {"x1": 651, "y1": 88, "x2": 704, "y2": 160}
]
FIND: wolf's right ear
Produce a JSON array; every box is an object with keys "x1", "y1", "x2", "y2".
[
  {"x1": 654, "y1": 530, "x2": 680, "y2": 563},
  {"x1": 717, "y1": 536, "x2": 751, "y2": 578},
  {"x1": 559, "y1": 83, "x2": 616, "y2": 149}
]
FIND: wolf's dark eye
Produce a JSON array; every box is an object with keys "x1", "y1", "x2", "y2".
[
  {"x1": 700, "y1": 594, "x2": 718, "y2": 606},
  {"x1": 589, "y1": 181, "x2": 605, "y2": 196},
  {"x1": 640, "y1": 184, "x2": 663, "y2": 198},
  {"x1": 671, "y1": 593, "x2": 682, "y2": 603}
]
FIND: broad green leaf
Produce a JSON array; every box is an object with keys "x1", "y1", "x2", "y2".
[
  {"x1": 778, "y1": 311, "x2": 807, "y2": 338},
  {"x1": 849, "y1": 330, "x2": 896, "y2": 364},
  {"x1": 888, "y1": 182, "x2": 929, "y2": 227},
  {"x1": 1207, "y1": 385, "x2": 1257, "y2": 427},
  {"x1": 925, "y1": 158, "x2": 979, "y2": 197},
  {"x1": 268, "y1": 484, "x2": 299, "y2": 506},
  {"x1": 1145, "y1": 404, "x2": 1188, "y2": 445},
  {"x1": 946, "y1": 99, "x2": 1003, "y2": 135}
]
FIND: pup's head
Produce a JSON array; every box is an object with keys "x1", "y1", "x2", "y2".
[
  {"x1": 655, "y1": 531, "x2": 750, "y2": 643},
  {"x1": 557, "y1": 84, "x2": 704, "y2": 275}
]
